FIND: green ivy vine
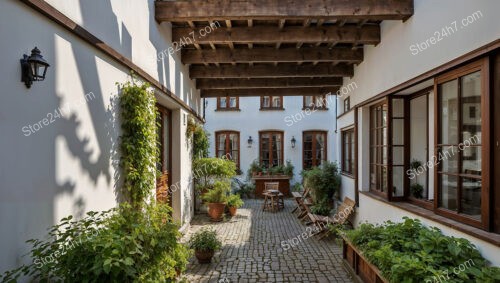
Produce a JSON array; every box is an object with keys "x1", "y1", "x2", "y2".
[
  {"x1": 186, "y1": 116, "x2": 210, "y2": 160},
  {"x1": 118, "y1": 78, "x2": 159, "y2": 207}
]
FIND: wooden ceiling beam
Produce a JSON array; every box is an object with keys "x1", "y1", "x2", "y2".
[
  {"x1": 197, "y1": 77, "x2": 343, "y2": 89},
  {"x1": 156, "y1": 0, "x2": 414, "y2": 22},
  {"x1": 201, "y1": 87, "x2": 340, "y2": 98},
  {"x1": 182, "y1": 47, "x2": 363, "y2": 64},
  {"x1": 172, "y1": 25, "x2": 380, "y2": 45},
  {"x1": 190, "y1": 63, "x2": 353, "y2": 78}
]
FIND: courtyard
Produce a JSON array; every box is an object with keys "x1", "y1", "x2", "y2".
[{"x1": 181, "y1": 199, "x2": 352, "y2": 283}]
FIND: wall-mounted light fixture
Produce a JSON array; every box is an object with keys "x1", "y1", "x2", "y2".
[
  {"x1": 291, "y1": 136, "x2": 296, "y2": 148},
  {"x1": 247, "y1": 136, "x2": 253, "y2": 148},
  {"x1": 20, "y1": 47, "x2": 50, "y2": 88}
]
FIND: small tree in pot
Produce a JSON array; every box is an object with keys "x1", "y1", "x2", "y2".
[
  {"x1": 226, "y1": 194, "x2": 244, "y2": 216},
  {"x1": 188, "y1": 228, "x2": 222, "y2": 264},
  {"x1": 202, "y1": 181, "x2": 230, "y2": 221}
]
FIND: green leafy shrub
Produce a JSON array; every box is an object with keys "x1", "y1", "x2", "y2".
[
  {"x1": 247, "y1": 159, "x2": 263, "y2": 179},
  {"x1": 226, "y1": 194, "x2": 244, "y2": 208},
  {"x1": 193, "y1": 157, "x2": 236, "y2": 192},
  {"x1": 0, "y1": 202, "x2": 190, "y2": 283},
  {"x1": 118, "y1": 79, "x2": 158, "y2": 207},
  {"x1": 202, "y1": 181, "x2": 230, "y2": 203},
  {"x1": 310, "y1": 198, "x2": 331, "y2": 216},
  {"x1": 301, "y1": 161, "x2": 341, "y2": 202},
  {"x1": 344, "y1": 217, "x2": 500, "y2": 283},
  {"x1": 186, "y1": 117, "x2": 210, "y2": 160},
  {"x1": 283, "y1": 160, "x2": 295, "y2": 177},
  {"x1": 188, "y1": 228, "x2": 222, "y2": 252},
  {"x1": 291, "y1": 182, "x2": 302, "y2": 192},
  {"x1": 410, "y1": 183, "x2": 424, "y2": 199}
]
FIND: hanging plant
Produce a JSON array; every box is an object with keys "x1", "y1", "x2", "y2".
[{"x1": 117, "y1": 77, "x2": 159, "y2": 207}]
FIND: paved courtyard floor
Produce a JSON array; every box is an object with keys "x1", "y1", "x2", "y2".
[{"x1": 180, "y1": 199, "x2": 354, "y2": 283}]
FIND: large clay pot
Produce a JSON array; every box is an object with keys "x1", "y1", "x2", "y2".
[
  {"x1": 207, "y1": 203, "x2": 226, "y2": 221},
  {"x1": 228, "y1": 206, "x2": 237, "y2": 216},
  {"x1": 195, "y1": 250, "x2": 215, "y2": 264}
]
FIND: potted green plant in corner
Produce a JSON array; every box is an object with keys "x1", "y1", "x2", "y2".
[
  {"x1": 226, "y1": 194, "x2": 244, "y2": 216},
  {"x1": 411, "y1": 183, "x2": 424, "y2": 199},
  {"x1": 202, "y1": 181, "x2": 230, "y2": 221},
  {"x1": 188, "y1": 228, "x2": 222, "y2": 264}
]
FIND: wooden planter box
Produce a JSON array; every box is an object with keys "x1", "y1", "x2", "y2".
[
  {"x1": 251, "y1": 175, "x2": 291, "y2": 197},
  {"x1": 342, "y1": 238, "x2": 389, "y2": 283}
]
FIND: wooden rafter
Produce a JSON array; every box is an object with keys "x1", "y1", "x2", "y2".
[
  {"x1": 201, "y1": 87, "x2": 340, "y2": 98},
  {"x1": 182, "y1": 47, "x2": 363, "y2": 64},
  {"x1": 172, "y1": 25, "x2": 380, "y2": 46},
  {"x1": 190, "y1": 63, "x2": 353, "y2": 78},
  {"x1": 197, "y1": 77, "x2": 343, "y2": 89},
  {"x1": 156, "y1": 0, "x2": 414, "y2": 22}
]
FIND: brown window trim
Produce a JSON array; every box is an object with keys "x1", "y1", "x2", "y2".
[
  {"x1": 341, "y1": 127, "x2": 355, "y2": 175},
  {"x1": 434, "y1": 57, "x2": 489, "y2": 230},
  {"x1": 303, "y1": 95, "x2": 328, "y2": 110},
  {"x1": 302, "y1": 131, "x2": 328, "y2": 170},
  {"x1": 361, "y1": 191, "x2": 500, "y2": 247},
  {"x1": 369, "y1": 99, "x2": 389, "y2": 198},
  {"x1": 215, "y1": 131, "x2": 240, "y2": 169},
  {"x1": 259, "y1": 131, "x2": 284, "y2": 168},
  {"x1": 260, "y1": 96, "x2": 284, "y2": 110},
  {"x1": 216, "y1": 96, "x2": 239, "y2": 110}
]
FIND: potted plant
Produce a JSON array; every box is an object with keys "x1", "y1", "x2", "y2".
[
  {"x1": 188, "y1": 228, "x2": 222, "y2": 264},
  {"x1": 410, "y1": 183, "x2": 424, "y2": 199},
  {"x1": 226, "y1": 194, "x2": 244, "y2": 216},
  {"x1": 202, "y1": 181, "x2": 230, "y2": 221},
  {"x1": 283, "y1": 160, "x2": 295, "y2": 177}
]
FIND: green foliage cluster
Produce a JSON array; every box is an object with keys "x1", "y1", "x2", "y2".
[
  {"x1": 344, "y1": 218, "x2": 500, "y2": 283},
  {"x1": 246, "y1": 159, "x2": 294, "y2": 180},
  {"x1": 118, "y1": 80, "x2": 158, "y2": 206},
  {"x1": 226, "y1": 194, "x2": 244, "y2": 208},
  {"x1": 232, "y1": 180, "x2": 255, "y2": 199},
  {"x1": 193, "y1": 157, "x2": 236, "y2": 192},
  {"x1": 291, "y1": 182, "x2": 302, "y2": 192},
  {"x1": 188, "y1": 228, "x2": 222, "y2": 252},
  {"x1": 0, "y1": 202, "x2": 190, "y2": 283},
  {"x1": 202, "y1": 181, "x2": 231, "y2": 203},
  {"x1": 301, "y1": 161, "x2": 341, "y2": 203},
  {"x1": 310, "y1": 198, "x2": 331, "y2": 216},
  {"x1": 186, "y1": 116, "x2": 210, "y2": 160}
]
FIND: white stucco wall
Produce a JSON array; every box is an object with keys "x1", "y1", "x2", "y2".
[
  {"x1": 0, "y1": 0, "x2": 199, "y2": 274},
  {"x1": 204, "y1": 96, "x2": 338, "y2": 182},
  {"x1": 336, "y1": 0, "x2": 500, "y2": 265}
]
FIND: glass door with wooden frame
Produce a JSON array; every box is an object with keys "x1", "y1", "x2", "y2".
[
  {"x1": 156, "y1": 107, "x2": 171, "y2": 206},
  {"x1": 259, "y1": 131, "x2": 283, "y2": 168}
]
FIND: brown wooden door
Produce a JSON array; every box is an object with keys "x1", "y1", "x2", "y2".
[
  {"x1": 156, "y1": 106, "x2": 172, "y2": 207},
  {"x1": 493, "y1": 52, "x2": 500, "y2": 233}
]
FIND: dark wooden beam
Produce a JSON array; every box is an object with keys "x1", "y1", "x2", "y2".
[
  {"x1": 190, "y1": 63, "x2": 353, "y2": 78},
  {"x1": 156, "y1": 0, "x2": 414, "y2": 22},
  {"x1": 201, "y1": 87, "x2": 339, "y2": 97},
  {"x1": 197, "y1": 77, "x2": 343, "y2": 89},
  {"x1": 182, "y1": 47, "x2": 363, "y2": 64},
  {"x1": 173, "y1": 25, "x2": 380, "y2": 45}
]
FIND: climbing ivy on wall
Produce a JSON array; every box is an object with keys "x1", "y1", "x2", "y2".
[
  {"x1": 118, "y1": 78, "x2": 159, "y2": 207},
  {"x1": 186, "y1": 116, "x2": 210, "y2": 160}
]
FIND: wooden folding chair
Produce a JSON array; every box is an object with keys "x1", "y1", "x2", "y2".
[
  {"x1": 307, "y1": 197, "x2": 356, "y2": 239},
  {"x1": 291, "y1": 187, "x2": 310, "y2": 213}
]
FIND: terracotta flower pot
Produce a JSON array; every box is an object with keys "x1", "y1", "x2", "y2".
[
  {"x1": 228, "y1": 206, "x2": 237, "y2": 216},
  {"x1": 207, "y1": 203, "x2": 226, "y2": 221},
  {"x1": 195, "y1": 250, "x2": 215, "y2": 264}
]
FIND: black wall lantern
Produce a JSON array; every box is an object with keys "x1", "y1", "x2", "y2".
[
  {"x1": 291, "y1": 136, "x2": 296, "y2": 148},
  {"x1": 21, "y1": 47, "x2": 50, "y2": 88},
  {"x1": 247, "y1": 136, "x2": 253, "y2": 148}
]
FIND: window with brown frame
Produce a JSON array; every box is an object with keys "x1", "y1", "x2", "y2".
[
  {"x1": 303, "y1": 131, "x2": 327, "y2": 170},
  {"x1": 215, "y1": 131, "x2": 240, "y2": 169},
  {"x1": 303, "y1": 95, "x2": 327, "y2": 110},
  {"x1": 344, "y1": 97, "x2": 351, "y2": 112},
  {"x1": 260, "y1": 96, "x2": 283, "y2": 110},
  {"x1": 370, "y1": 101, "x2": 388, "y2": 196},
  {"x1": 342, "y1": 128, "x2": 355, "y2": 175},
  {"x1": 259, "y1": 131, "x2": 283, "y2": 168},
  {"x1": 435, "y1": 58, "x2": 488, "y2": 228},
  {"x1": 217, "y1": 96, "x2": 239, "y2": 110}
]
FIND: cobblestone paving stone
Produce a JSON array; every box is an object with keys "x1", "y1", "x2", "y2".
[{"x1": 180, "y1": 199, "x2": 354, "y2": 283}]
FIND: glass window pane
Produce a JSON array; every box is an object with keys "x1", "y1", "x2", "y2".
[
  {"x1": 229, "y1": 97, "x2": 237, "y2": 108},
  {"x1": 439, "y1": 80, "x2": 459, "y2": 144},
  {"x1": 461, "y1": 71, "x2": 481, "y2": 143},
  {"x1": 272, "y1": 97, "x2": 281, "y2": 108},
  {"x1": 439, "y1": 174, "x2": 458, "y2": 211},
  {"x1": 439, "y1": 146, "x2": 459, "y2": 173},
  {"x1": 393, "y1": 166, "x2": 404, "y2": 197},
  {"x1": 219, "y1": 97, "x2": 227, "y2": 108},
  {"x1": 262, "y1": 97, "x2": 270, "y2": 108},
  {"x1": 392, "y1": 119, "x2": 404, "y2": 145},
  {"x1": 461, "y1": 177, "x2": 481, "y2": 219},
  {"x1": 305, "y1": 96, "x2": 313, "y2": 107},
  {"x1": 393, "y1": 99, "x2": 404, "y2": 118},
  {"x1": 393, "y1": 147, "x2": 404, "y2": 165},
  {"x1": 462, "y1": 146, "x2": 481, "y2": 174},
  {"x1": 381, "y1": 166, "x2": 387, "y2": 192}
]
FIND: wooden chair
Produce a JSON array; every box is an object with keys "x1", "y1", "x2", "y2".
[
  {"x1": 291, "y1": 187, "x2": 310, "y2": 213},
  {"x1": 307, "y1": 197, "x2": 356, "y2": 239},
  {"x1": 262, "y1": 182, "x2": 284, "y2": 211}
]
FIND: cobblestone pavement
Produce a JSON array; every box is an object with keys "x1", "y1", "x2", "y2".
[{"x1": 180, "y1": 199, "x2": 353, "y2": 283}]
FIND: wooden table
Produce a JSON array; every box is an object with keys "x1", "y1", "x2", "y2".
[
  {"x1": 252, "y1": 175, "x2": 291, "y2": 198},
  {"x1": 262, "y1": 190, "x2": 284, "y2": 212}
]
